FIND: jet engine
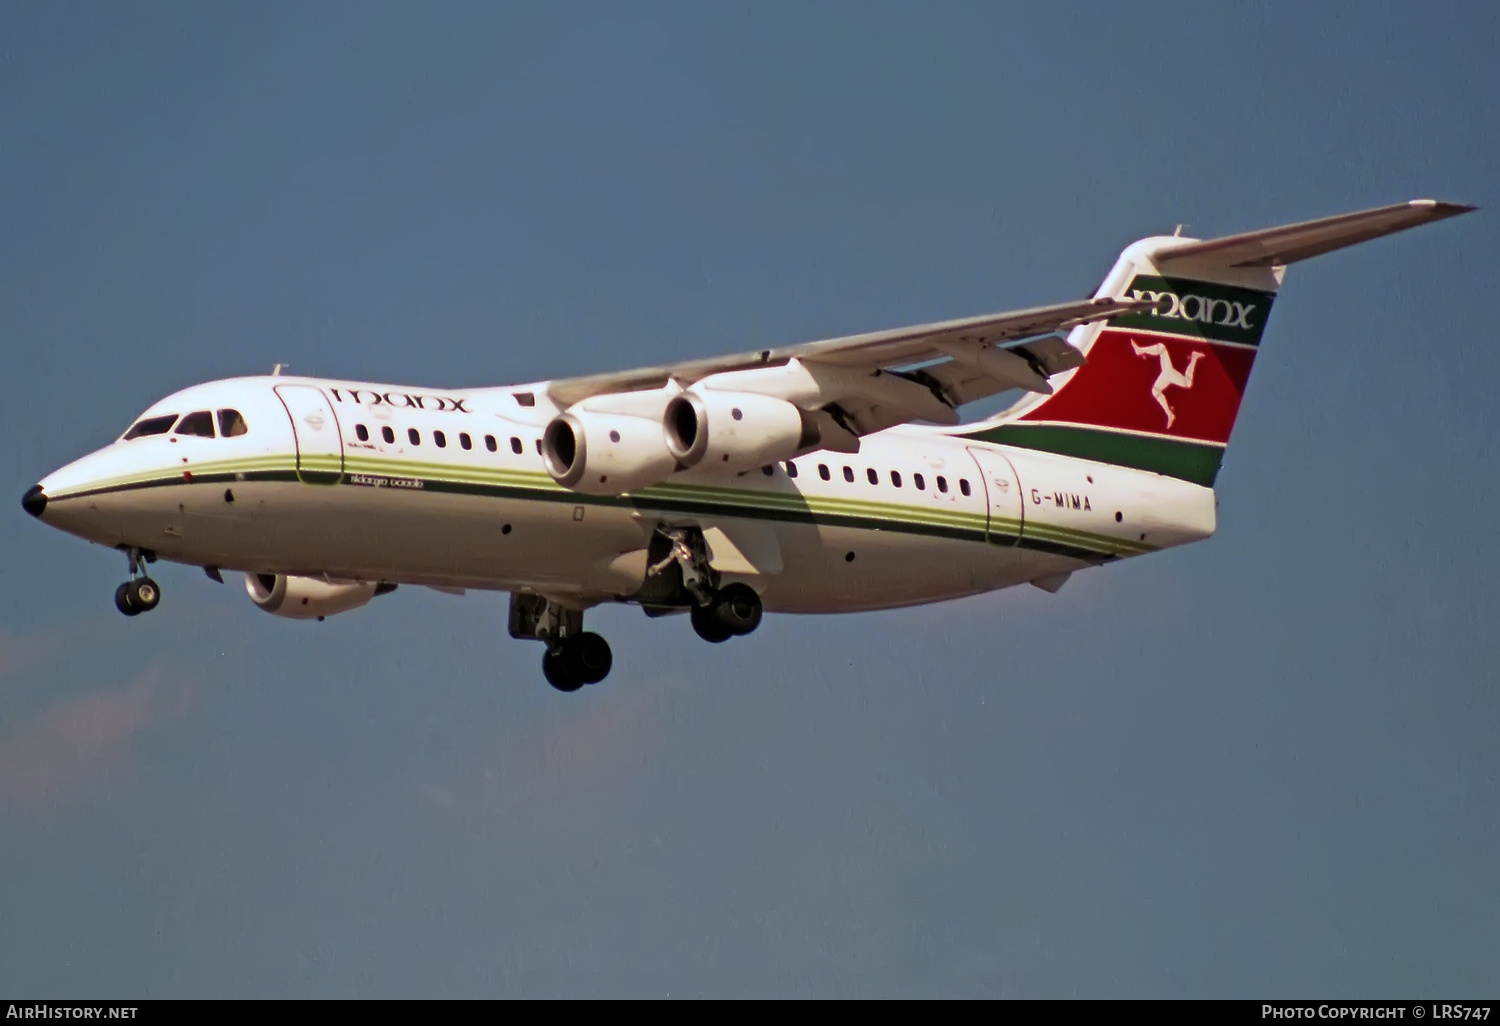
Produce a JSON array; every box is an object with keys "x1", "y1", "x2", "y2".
[
  {"x1": 541, "y1": 388, "x2": 680, "y2": 494},
  {"x1": 664, "y1": 390, "x2": 819, "y2": 473},
  {"x1": 244, "y1": 573, "x2": 387, "y2": 620}
]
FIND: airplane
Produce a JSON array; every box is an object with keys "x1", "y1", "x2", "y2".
[{"x1": 21, "y1": 199, "x2": 1474, "y2": 692}]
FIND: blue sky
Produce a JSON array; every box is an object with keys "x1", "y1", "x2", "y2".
[{"x1": 1, "y1": 2, "x2": 1496, "y2": 997}]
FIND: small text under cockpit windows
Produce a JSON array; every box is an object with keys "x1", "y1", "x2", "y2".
[
  {"x1": 123, "y1": 414, "x2": 178, "y2": 440},
  {"x1": 217, "y1": 409, "x2": 249, "y2": 437},
  {"x1": 175, "y1": 411, "x2": 215, "y2": 438}
]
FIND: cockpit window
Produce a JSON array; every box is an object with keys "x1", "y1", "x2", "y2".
[
  {"x1": 175, "y1": 411, "x2": 216, "y2": 437},
  {"x1": 123, "y1": 414, "x2": 179, "y2": 440},
  {"x1": 217, "y1": 409, "x2": 248, "y2": 437}
]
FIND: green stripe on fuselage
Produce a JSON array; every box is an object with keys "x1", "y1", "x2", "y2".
[
  {"x1": 961, "y1": 424, "x2": 1225, "y2": 488},
  {"x1": 53, "y1": 454, "x2": 1155, "y2": 562}
]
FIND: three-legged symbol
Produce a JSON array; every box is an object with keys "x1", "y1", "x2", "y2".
[{"x1": 1131, "y1": 341, "x2": 1204, "y2": 429}]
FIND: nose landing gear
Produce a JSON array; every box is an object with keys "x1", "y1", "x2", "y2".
[{"x1": 113, "y1": 547, "x2": 162, "y2": 617}]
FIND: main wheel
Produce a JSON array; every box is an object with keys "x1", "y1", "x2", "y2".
[
  {"x1": 569, "y1": 632, "x2": 613, "y2": 685},
  {"x1": 711, "y1": 582, "x2": 763, "y2": 636},
  {"x1": 690, "y1": 602, "x2": 733, "y2": 643},
  {"x1": 114, "y1": 582, "x2": 141, "y2": 617},
  {"x1": 542, "y1": 648, "x2": 584, "y2": 692},
  {"x1": 127, "y1": 577, "x2": 161, "y2": 613}
]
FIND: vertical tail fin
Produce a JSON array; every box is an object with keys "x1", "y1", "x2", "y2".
[{"x1": 964, "y1": 200, "x2": 1473, "y2": 486}]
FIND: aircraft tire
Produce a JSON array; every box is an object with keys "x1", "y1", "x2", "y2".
[
  {"x1": 542, "y1": 648, "x2": 584, "y2": 692},
  {"x1": 711, "y1": 583, "x2": 762, "y2": 637},
  {"x1": 690, "y1": 603, "x2": 733, "y2": 643},
  {"x1": 115, "y1": 582, "x2": 141, "y2": 617},
  {"x1": 128, "y1": 577, "x2": 161, "y2": 613},
  {"x1": 570, "y1": 632, "x2": 613, "y2": 685}
]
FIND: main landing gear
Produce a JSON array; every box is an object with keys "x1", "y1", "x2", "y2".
[
  {"x1": 509, "y1": 593, "x2": 613, "y2": 693},
  {"x1": 650, "y1": 526, "x2": 763, "y2": 645},
  {"x1": 541, "y1": 633, "x2": 613, "y2": 692},
  {"x1": 689, "y1": 582, "x2": 763, "y2": 644},
  {"x1": 113, "y1": 546, "x2": 161, "y2": 617}
]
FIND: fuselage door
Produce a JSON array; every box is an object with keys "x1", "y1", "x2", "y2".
[
  {"x1": 965, "y1": 446, "x2": 1023, "y2": 545},
  {"x1": 275, "y1": 384, "x2": 344, "y2": 484}
]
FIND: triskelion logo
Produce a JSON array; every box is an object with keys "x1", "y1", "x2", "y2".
[{"x1": 1131, "y1": 340, "x2": 1204, "y2": 429}]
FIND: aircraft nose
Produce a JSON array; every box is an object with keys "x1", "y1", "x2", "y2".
[{"x1": 21, "y1": 484, "x2": 47, "y2": 518}]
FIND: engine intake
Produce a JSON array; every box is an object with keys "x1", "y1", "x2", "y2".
[
  {"x1": 245, "y1": 573, "x2": 385, "y2": 620},
  {"x1": 541, "y1": 389, "x2": 680, "y2": 494},
  {"x1": 664, "y1": 391, "x2": 818, "y2": 473}
]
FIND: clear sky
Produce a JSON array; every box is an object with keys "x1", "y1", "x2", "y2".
[{"x1": 1, "y1": 1, "x2": 1496, "y2": 998}]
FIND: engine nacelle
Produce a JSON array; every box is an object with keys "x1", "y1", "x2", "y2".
[
  {"x1": 541, "y1": 389, "x2": 680, "y2": 494},
  {"x1": 664, "y1": 390, "x2": 818, "y2": 473},
  {"x1": 245, "y1": 573, "x2": 381, "y2": 620}
]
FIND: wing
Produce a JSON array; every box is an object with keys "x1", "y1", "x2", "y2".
[
  {"x1": 1154, "y1": 199, "x2": 1475, "y2": 269},
  {"x1": 545, "y1": 295, "x2": 1155, "y2": 436}
]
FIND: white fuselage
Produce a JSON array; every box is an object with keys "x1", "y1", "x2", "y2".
[{"x1": 32, "y1": 375, "x2": 1216, "y2": 614}]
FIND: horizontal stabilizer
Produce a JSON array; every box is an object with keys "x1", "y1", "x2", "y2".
[{"x1": 1155, "y1": 199, "x2": 1475, "y2": 269}]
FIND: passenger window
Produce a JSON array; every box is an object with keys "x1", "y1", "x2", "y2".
[
  {"x1": 913, "y1": 472, "x2": 925, "y2": 490},
  {"x1": 843, "y1": 466, "x2": 855, "y2": 483},
  {"x1": 355, "y1": 424, "x2": 369, "y2": 442},
  {"x1": 217, "y1": 409, "x2": 249, "y2": 437},
  {"x1": 382, "y1": 426, "x2": 395, "y2": 444},
  {"x1": 123, "y1": 414, "x2": 178, "y2": 439},
  {"x1": 818, "y1": 464, "x2": 831, "y2": 481},
  {"x1": 891, "y1": 471, "x2": 902, "y2": 488},
  {"x1": 960, "y1": 478, "x2": 971, "y2": 496},
  {"x1": 937, "y1": 476, "x2": 948, "y2": 493},
  {"x1": 460, "y1": 433, "x2": 472, "y2": 450},
  {"x1": 408, "y1": 428, "x2": 421, "y2": 445},
  {"x1": 175, "y1": 410, "x2": 215, "y2": 437},
  {"x1": 434, "y1": 430, "x2": 447, "y2": 448},
  {"x1": 866, "y1": 468, "x2": 878, "y2": 485},
  {"x1": 510, "y1": 437, "x2": 523, "y2": 454},
  {"x1": 535, "y1": 439, "x2": 542, "y2": 454},
  {"x1": 786, "y1": 461, "x2": 798, "y2": 478},
  {"x1": 485, "y1": 435, "x2": 497, "y2": 452}
]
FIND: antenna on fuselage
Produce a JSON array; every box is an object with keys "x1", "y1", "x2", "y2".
[
  {"x1": 1173, "y1": 224, "x2": 1188, "y2": 237},
  {"x1": 272, "y1": 363, "x2": 288, "y2": 376}
]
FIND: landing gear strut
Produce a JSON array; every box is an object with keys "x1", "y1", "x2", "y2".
[
  {"x1": 648, "y1": 526, "x2": 764, "y2": 644},
  {"x1": 113, "y1": 546, "x2": 161, "y2": 617},
  {"x1": 509, "y1": 593, "x2": 613, "y2": 692}
]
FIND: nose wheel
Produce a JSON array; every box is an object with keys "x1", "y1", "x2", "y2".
[{"x1": 114, "y1": 547, "x2": 162, "y2": 617}]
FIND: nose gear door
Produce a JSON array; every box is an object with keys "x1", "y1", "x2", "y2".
[
  {"x1": 965, "y1": 446, "x2": 1024, "y2": 545},
  {"x1": 275, "y1": 385, "x2": 345, "y2": 484}
]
